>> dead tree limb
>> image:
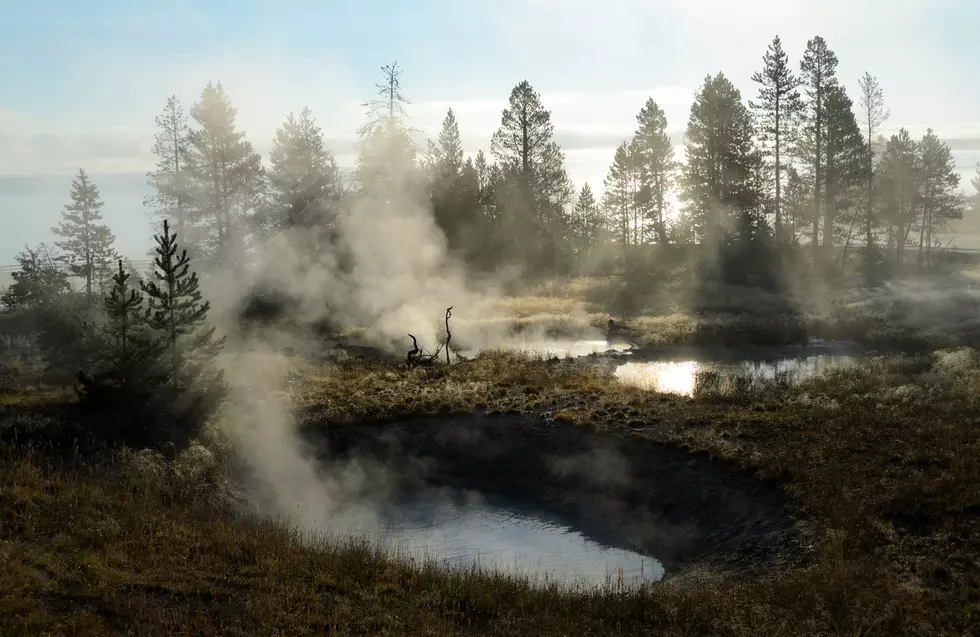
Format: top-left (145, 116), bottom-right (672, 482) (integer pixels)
top-left (444, 306), bottom-right (453, 365)
top-left (406, 333), bottom-right (441, 368)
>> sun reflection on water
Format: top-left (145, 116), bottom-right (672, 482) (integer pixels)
top-left (614, 355), bottom-right (855, 397)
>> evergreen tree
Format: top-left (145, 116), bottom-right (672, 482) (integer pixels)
top-left (822, 85), bottom-right (867, 261)
top-left (782, 165), bottom-right (812, 244)
top-left (473, 150), bottom-right (504, 269)
top-left (52, 169), bottom-right (118, 303)
top-left (681, 73), bottom-right (767, 285)
top-left (79, 261), bottom-right (164, 405)
top-left (430, 108), bottom-right (480, 255)
top-left (490, 80), bottom-right (574, 270)
top-left (185, 82), bottom-right (264, 268)
top-left (573, 183), bottom-right (605, 259)
top-left (857, 73), bottom-right (890, 281)
top-left (264, 107), bottom-right (341, 246)
top-left (799, 36), bottom-right (840, 258)
top-left (916, 130), bottom-right (963, 268)
top-left (751, 36), bottom-right (802, 240)
top-left (633, 99), bottom-right (675, 246)
top-left (146, 96), bottom-right (193, 250)
top-left (141, 220), bottom-right (225, 396)
top-left (356, 63), bottom-right (421, 201)
top-left (1, 243), bottom-right (71, 311)
top-left (360, 61), bottom-right (411, 135)
top-left (879, 129), bottom-right (920, 265)
top-left (602, 141), bottom-right (643, 247)
top-left (681, 73), bottom-right (763, 245)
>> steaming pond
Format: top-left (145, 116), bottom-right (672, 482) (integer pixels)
top-left (320, 487), bottom-right (664, 588)
top-left (614, 354), bottom-right (857, 396)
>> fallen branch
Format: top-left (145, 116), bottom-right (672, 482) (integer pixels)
top-left (406, 333), bottom-right (442, 368)
top-left (444, 306), bottom-right (453, 365)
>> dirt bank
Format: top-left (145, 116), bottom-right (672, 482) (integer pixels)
top-left (304, 413), bottom-right (810, 576)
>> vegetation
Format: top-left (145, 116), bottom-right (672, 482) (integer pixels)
top-left (2, 26), bottom-right (980, 637)
top-left (3, 345), bottom-right (980, 635)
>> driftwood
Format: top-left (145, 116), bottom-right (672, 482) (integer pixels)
top-left (444, 306), bottom-right (453, 364)
top-left (405, 305), bottom-right (457, 369)
top-left (406, 333), bottom-right (442, 368)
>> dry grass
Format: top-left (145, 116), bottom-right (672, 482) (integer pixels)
top-left (0, 435), bottom-right (928, 636)
top-left (2, 338), bottom-right (980, 633)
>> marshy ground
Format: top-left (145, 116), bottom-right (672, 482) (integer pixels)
top-left (3, 272), bottom-right (980, 635)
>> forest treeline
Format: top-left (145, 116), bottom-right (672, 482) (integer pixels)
top-left (6, 35), bottom-right (980, 300)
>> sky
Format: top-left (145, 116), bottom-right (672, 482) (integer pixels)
top-left (1, 0), bottom-right (979, 262)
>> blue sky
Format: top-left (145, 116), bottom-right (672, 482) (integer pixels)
top-left (1, 0), bottom-right (978, 260)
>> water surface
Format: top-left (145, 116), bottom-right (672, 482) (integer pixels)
top-left (615, 354), bottom-right (856, 396)
top-left (319, 488), bottom-right (663, 588)
top-left (465, 338), bottom-right (634, 359)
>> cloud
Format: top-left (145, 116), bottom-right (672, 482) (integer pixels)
top-left (2, 0), bottom-right (977, 193)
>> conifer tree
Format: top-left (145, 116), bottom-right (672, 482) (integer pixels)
top-left (681, 73), bottom-right (762, 246)
top-left (356, 62), bottom-right (421, 201)
top-left (430, 108), bottom-right (481, 254)
top-left (185, 82), bottom-right (264, 267)
top-left (858, 73), bottom-right (890, 280)
top-left (52, 169), bottom-right (118, 303)
top-left (799, 36), bottom-right (840, 257)
top-left (491, 80), bottom-right (573, 270)
top-left (573, 183), bottom-right (605, 258)
top-left (751, 36), bottom-right (802, 240)
top-left (80, 260), bottom-right (164, 401)
top-left (822, 85), bottom-right (867, 260)
top-left (681, 73), bottom-right (768, 285)
top-left (879, 129), bottom-right (920, 265)
top-left (602, 141), bottom-right (643, 247)
top-left (916, 130), bottom-right (963, 268)
top-left (146, 96), bottom-right (193, 249)
top-left (633, 99), bottom-right (675, 246)
top-left (1, 243), bottom-right (71, 311)
top-left (264, 107), bottom-right (341, 244)
top-left (141, 220), bottom-right (225, 393)
top-left (473, 150), bottom-right (504, 269)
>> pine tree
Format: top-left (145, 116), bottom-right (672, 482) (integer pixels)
top-left (680, 73), bottom-right (763, 246)
top-left (916, 130), bottom-right (963, 268)
top-left (823, 85), bottom-right (867, 261)
top-left (573, 183), bottom-right (605, 258)
top-left (356, 63), bottom-right (421, 201)
top-left (782, 165), bottom-right (811, 244)
top-left (185, 82), bottom-right (264, 267)
top-left (602, 141), bottom-right (642, 247)
top-left (80, 260), bottom-right (164, 400)
top-left (751, 36), bottom-right (803, 240)
top-left (52, 169), bottom-right (118, 303)
top-left (473, 150), bottom-right (504, 269)
top-left (879, 129), bottom-right (920, 266)
top-left (857, 73), bottom-right (890, 280)
top-left (360, 61), bottom-right (411, 136)
top-left (490, 80), bottom-right (573, 270)
top-left (799, 36), bottom-right (840, 258)
top-left (264, 107), bottom-right (341, 245)
top-left (633, 99), bottom-right (675, 246)
top-left (430, 108), bottom-right (479, 253)
top-left (141, 220), bottom-right (225, 394)
top-left (1, 243), bottom-right (71, 311)
top-left (146, 96), bottom-right (193, 250)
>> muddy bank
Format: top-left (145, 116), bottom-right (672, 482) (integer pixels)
top-left (303, 413), bottom-right (809, 576)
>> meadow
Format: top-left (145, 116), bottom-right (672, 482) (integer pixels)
top-left (2, 267), bottom-right (980, 636)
